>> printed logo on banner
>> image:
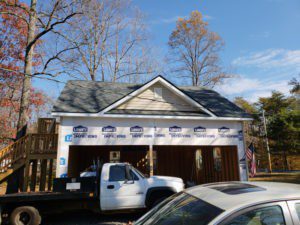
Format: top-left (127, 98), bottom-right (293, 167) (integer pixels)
top-left (73, 125), bottom-right (88, 132)
top-left (194, 126), bottom-right (215, 138)
top-left (72, 125), bottom-right (97, 139)
top-left (218, 126), bottom-right (239, 139)
top-left (169, 126), bottom-right (190, 138)
top-left (102, 125), bottom-right (117, 132)
top-left (169, 126), bottom-right (182, 132)
top-left (194, 126), bottom-right (206, 133)
top-left (218, 126), bottom-right (230, 133)
top-left (130, 125), bottom-right (143, 132)
top-left (65, 134), bottom-right (72, 142)
top-left (102, 126), bottom-right (125, 139)
top-left (130, 126), bottom-right (152, 138)
top-left (238, 130), bottom-right (243, 141)
top-left (60, 157), bottom-right (66, 166)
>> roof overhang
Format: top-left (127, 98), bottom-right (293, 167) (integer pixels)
top-left (51, 112), bottom-right (253, 121)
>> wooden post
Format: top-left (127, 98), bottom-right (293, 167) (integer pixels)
top-left (39, 159), bottom-right (47, 191)
top-left (262, 110), bottom-right (272, 173)
top-left (22, 135), bottom-right (32, 192)
top-left (149, 145), bottom-right (154, 176)
top-left (22, 161), bottom-right (30, 192)
top-left (30, 160), bottom-right (37, 192)
top-left (47, 159), bottom-right (53, 191)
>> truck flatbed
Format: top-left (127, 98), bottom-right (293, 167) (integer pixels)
top-left (0, 191), bottom-right (93, 204)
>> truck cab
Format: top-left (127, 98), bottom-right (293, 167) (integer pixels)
top-left (100, 163), bottom-right (185, 210)
top-left (0, 163), bottom-right (184, 225)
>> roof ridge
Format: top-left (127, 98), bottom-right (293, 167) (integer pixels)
top-left (68, 80), bottom-right (142, 86)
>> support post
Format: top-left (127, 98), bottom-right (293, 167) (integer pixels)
top-left (149, 145), bottom-right (154, 177)
top-left (242, 122), bottom-right (250, 181)
top-left (22, 160), bottom-right (30, 192)
top-left (262, 110), bottom-right (272, 173)
top-left (30, 160), bottom-right (37, 191)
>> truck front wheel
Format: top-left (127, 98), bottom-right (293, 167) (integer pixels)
top-left (10, 206), bottom-right (41, 225)
top-left (148, 191), bottom-right (174, 209)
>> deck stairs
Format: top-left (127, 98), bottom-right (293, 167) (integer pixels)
top-left (0, 118), bottom-right (58, 193)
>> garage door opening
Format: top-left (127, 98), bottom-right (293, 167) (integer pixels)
top-left (154, 146), bottom-right (240, 184)
top-left (68, 145), bottom-right (149, 177)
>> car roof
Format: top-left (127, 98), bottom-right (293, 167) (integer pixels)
top-left (185, 182), bottom-right (300, 210)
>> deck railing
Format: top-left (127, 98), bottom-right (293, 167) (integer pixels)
top-left (0, 134), bottom-right (58, 174)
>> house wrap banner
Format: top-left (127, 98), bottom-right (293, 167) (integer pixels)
top-left (57, 117), bottom-right (246, 180)
top-left (60, 118), bottom-right (243, 146)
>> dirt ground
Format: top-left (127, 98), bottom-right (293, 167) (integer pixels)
top-left (42, 212), bottom-right (143, 225)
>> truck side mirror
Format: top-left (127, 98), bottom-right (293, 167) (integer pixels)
top-left (125, 165), bottom-right (134, 184)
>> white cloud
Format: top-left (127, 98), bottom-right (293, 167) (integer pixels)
top-left (216, 76), bottom-right (291, 102)
top-left (151, 14), bottom-right (213, 25)
top-left (161, 16), bottom-right (183, 24)
top-left (232, 49), bottom-right (300, 70)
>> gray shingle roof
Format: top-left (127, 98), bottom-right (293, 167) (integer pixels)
top-left (52, 79), bottom-right (252, 118)
top-left (107, 109), bottom-right (210, 117)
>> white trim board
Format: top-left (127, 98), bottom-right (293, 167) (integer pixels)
top-left (51, 112), bottom-right (252, 121)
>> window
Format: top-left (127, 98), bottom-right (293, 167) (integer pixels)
top-left (109, 165), bottom-right (139, 181)
top-left (213, 147), bottom-right (222, 172)
top-left (295, 203), bottom-right (300, 220)
top-left (130, 169), bottom-right (139, 181)
top-left (109, 165), bottom-right (126, 181)
top-left (224, 205), bottom-right (285, 225)
top-left (154, 88), bottom-right (163, 100)
top-left (195, 149), bottom-right (203, 170)
top-left (135, 193), bottom-right (224, 225)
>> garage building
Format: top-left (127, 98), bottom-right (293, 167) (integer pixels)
top-left (52, 76), bottom-right (252, 184)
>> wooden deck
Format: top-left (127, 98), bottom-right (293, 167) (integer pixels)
top-left (0, 118), bottom-right (58, 194)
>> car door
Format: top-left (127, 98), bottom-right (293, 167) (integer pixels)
top-left (101, 164), bottom-right (146, 210)
top-left (217, 201), bottom-right (294, 225)
top-left (287, 200), bottom-right (300, 225)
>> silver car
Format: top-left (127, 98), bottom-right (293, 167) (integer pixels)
top-left (135, 182), bottom-right (300, 225)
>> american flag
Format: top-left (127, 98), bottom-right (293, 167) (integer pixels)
top-left (246, 143), bottom-right (256, 177)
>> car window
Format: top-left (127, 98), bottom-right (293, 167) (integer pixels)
top-left (224, 205), bottom-right (285, 225)
top-left (135, 192), bottom-right (224, 225)
top-left (295, 203), bottom-right (300, 220)
top-left (109, 165), bottom-right (126, 181)
top-left (130, 169), bottom-right (139, 181)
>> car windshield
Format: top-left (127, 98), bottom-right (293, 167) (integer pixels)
top-left (135, 192), bottom-right (224, 225)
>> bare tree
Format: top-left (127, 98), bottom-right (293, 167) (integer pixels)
top-left (0, 0), bottom-right (81, 132)
top-left (168, 11), bottom-right (230, 87)
top-left (60, 0), bottom-right (155, 82)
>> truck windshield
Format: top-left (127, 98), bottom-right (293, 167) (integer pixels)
top-left (134, 192), bottom-right (224, 225)
top-left (132, 167), bottom-right (146, 179)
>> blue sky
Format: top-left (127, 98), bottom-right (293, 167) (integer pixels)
top-left (34, 0), bottom-right (300, 102)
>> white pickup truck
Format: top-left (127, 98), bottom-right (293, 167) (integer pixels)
top-left (0, 163), bottom-right (184, 225)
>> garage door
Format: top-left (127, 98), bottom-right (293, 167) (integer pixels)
top-left (154, 146), bottom-right (240, 184)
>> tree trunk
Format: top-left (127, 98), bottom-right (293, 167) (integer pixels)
top-left (17, 0), bottom-right (37, 132)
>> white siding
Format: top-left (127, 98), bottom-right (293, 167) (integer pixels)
top-left (117, 83), bottom-right (198, 111)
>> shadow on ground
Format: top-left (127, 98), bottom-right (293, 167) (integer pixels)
top-left (43, 211), bottom-right (143, 225)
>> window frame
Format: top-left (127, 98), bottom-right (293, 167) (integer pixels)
top-left (216, 201), bottom-right (293, 225)
top-left (108, 165), bottom-right (126, 182)
top-left (287, 200), bottom-right (300, 225)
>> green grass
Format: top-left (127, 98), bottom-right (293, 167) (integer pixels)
top-left (250, 172), bottom-right (300, 184)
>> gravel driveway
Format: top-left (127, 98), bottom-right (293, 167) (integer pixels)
top-left (43, 212), bottom-right (143, 225)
